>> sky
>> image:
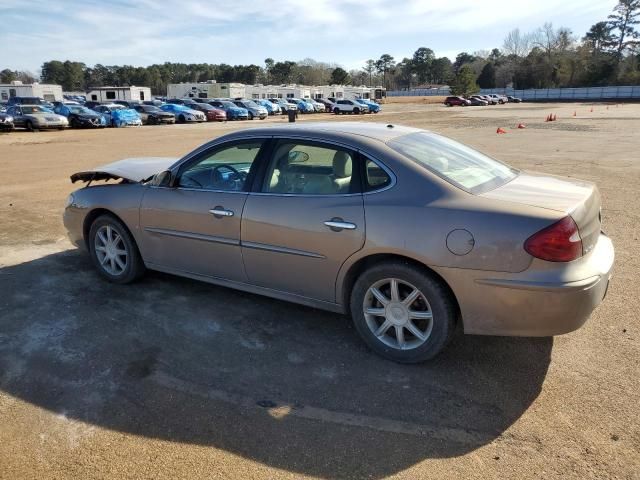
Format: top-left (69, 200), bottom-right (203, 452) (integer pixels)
top-left (0, 0), bottom-right (618, 74)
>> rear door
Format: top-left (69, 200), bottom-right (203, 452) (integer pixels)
top-left (241, 138), bottom-right (365, 303)
top-left (139, 139), bottom-right (268, 282)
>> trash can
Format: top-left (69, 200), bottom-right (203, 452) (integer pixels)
top-left (288, 109), bottom-right (296, 123)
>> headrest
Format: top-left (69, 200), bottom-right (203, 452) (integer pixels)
top-left (333, 151), bottom-right (352, 178)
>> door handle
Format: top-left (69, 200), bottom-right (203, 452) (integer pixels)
top-left (209, 208), bottom-right (234, 217)
top-left (324, 219), bottom-right (356, 231)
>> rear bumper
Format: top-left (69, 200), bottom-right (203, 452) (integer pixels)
top-left (434, 233), bottom-right (614, 336)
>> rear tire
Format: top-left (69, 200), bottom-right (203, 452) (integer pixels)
top-left (89, 214), bottom-right (145, 284)
top-left (350, 261), bottom-right (456, 363)
top-left (25, 120), bottom-right (36, 132)
top-left (178, 115), bottom-right (185, 124)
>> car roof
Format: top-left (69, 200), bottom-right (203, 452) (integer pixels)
top-left (218, 122), bottom-right (422, 143)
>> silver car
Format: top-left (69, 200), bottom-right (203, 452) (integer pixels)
top-left (6, 104), bottom-right (68, 131)
top-left (64, 123), bottom-right (614, 363)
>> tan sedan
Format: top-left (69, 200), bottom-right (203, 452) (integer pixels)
top-left (63, 123), bottom-right (614, 362)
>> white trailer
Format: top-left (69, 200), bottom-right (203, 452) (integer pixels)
top-left (0, 81), bottom-right (63, 102)
top-left (86, 86), bottom-right (151, 103)
top-left (166, 82), bottom-right (246, 99)
top-left (315, 85), bottom-right (344, 99)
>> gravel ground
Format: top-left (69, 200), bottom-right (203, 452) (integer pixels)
top-left (0, 102), bottom-right (638, 479)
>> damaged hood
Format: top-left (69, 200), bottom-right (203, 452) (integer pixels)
top-left (71, 157), bottom-right (178, 183)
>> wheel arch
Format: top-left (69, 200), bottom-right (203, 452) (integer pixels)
top-left (82, 208), bottom-right (136, 251)
top-left (338, 253), bottom-right (461, 325)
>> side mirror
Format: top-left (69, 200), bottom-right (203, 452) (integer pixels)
top-left (154, 170), bottom-right (175, 187)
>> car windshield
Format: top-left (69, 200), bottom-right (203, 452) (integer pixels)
top-left (21, 106), bottom-right (48, 114)
top-left (388, 132), bottom-right (518, 194)
top-left (69, 106), bottom-right (94, 114)
top-left (220, 101), bottom-right (235, 108)
top-left (144, 106), bottom-right (161, 112)
top-left (243, 100), bottom-right (258, 107)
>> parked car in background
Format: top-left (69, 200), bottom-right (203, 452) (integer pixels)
top-left (159, 103), bottom-right (206, 123)
top-left (314, 98), bottom-right (335, 111)
top-left (52, 100), bottom-right (80, 110)
top-left (84, 101), bottom-right (102, 110)
top-left (507, 96), bottom-right (523, 103)
top-left (167, 98), bottom-right (199, 107)
top-left (333, 99), bottom-right (368, 114)
top-left (0, 112), bottom-right (14, 131)
top-left (444, 96), bottom-right (471, 107)
top-left (189, 103), bottom-right (227, 122)
top-left (487, 94), bottom-right (507, 104)
top-left (209, 100), bottom-right (249, 120)
top-left (92, 104), bottom-right (126, 126)
top-left (65, 122), bottom-right (614, 363)
top-left (6, 104), bottom-right (68, 131)
top-left (0, 102), bottom-right (7, 113)
top-left (55, 104), bottom-right (107, 128)
top-left (254, 98), bottom-right (280, 115)
top-left (142, 100), bottom-right (164, 107)
top-left (114, 100), bottom-right (142, 109)
top-left (304, 98), bottom-right (326, 112)
top-left (269, 98), bottom-right (297, 113)
top-left (232, 99), bottom-right (268, 120)
top-left (7, 96), bottom-right (53, 110)
top-left (468, 97), bottom-right (489, 106)
top-left (287, 98), bottom-right (315, 114)
top-left (470, 95), bottom-right (494, 105)
top-left (355, 98), bottom-right (381, 113)
top-left (133, 105), bottom-right (176, 125)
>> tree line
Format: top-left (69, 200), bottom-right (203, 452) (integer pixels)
top-left (0, 0), bottom-right (637, 95)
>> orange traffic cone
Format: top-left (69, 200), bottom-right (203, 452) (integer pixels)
top-left (590, 107), bottom-right (594, 113)
top-left (552, 114), bottom-right (557, 121)
top-left (573, 111), bottom-right (576, 117)
top-left (496, 127), bottom-right (507, 134)
top-left (545, 114), bottom-right (551, 122)
top-left (517, 123), bottom-right (526, 129)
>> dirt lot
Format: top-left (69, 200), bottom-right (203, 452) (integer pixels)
top-left (0, 102), bottom-right (638, 479)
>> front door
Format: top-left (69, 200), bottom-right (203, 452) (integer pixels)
top-left (241, 139), bottom-right (365, 303)
top-left (139, 140), bottom-right (266, 282)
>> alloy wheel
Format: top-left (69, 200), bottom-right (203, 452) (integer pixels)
top-left (94, 224), bottom-right (129, 276)
top-left (363, 278), bottom-right (433, 350)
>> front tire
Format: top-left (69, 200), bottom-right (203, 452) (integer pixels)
top-left (89, 214), bottom-right (145, 284)
top-left (25, 120), bottom-right (36, 132)
top-left (350, 261), bottom-right (456, 363)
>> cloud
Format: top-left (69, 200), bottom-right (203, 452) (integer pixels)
top-left (0, 0), bottom-right (618, 73)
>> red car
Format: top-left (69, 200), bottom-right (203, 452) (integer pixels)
top-left (444, 96), bottom-right (471, 107)
top-left (190, 103), bottom-right (227, 121)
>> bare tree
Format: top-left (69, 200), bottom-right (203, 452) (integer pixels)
top-left (503, 28), bottom-right (533, 57)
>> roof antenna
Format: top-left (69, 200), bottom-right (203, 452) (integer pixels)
top-left (386, 124), bottom-right (394, 128)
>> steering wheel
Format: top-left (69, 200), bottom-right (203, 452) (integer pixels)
top-left (211, 163), bottom-right (246, 190)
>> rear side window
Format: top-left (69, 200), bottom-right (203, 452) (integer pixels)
top-left (363, 159), bottom-right (391, 191)
top-left (388, 132), bottom-right (517, 194)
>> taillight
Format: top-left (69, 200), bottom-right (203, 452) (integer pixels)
top-left (524, 216), bottom-right (583, 262)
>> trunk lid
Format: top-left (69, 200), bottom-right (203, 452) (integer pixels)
top-left (482, 171), bottom-right (601, 255)
top-left (71, 157), bottom-right (178, 183)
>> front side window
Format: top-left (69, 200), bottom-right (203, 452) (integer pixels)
top-left (262, 142), bottom-right (357, 195)
top-left (178, 142), bottom-right (263, 191)
top-left (388, 132), bottom-right (517, 194)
